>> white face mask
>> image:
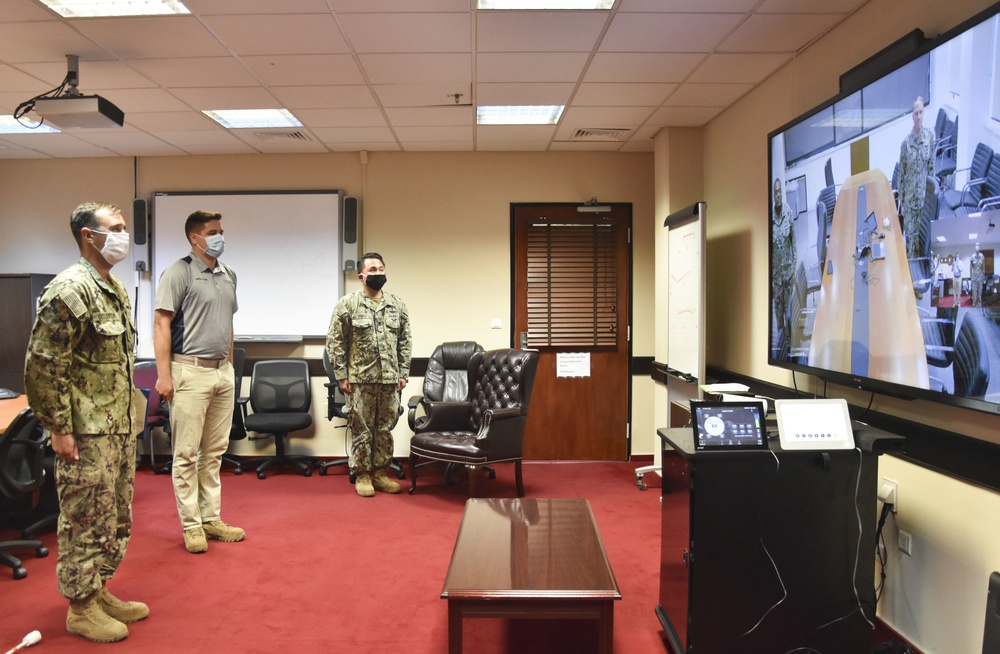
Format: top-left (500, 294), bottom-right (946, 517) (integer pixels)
top-left (91, 230), bottom-right (130, 265)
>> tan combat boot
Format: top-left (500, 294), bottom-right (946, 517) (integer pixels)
top-left (97, 585), bottom-right (149, 623)
top-left (355, 473), bottom-right (375, 497)
top-left (67, 591), bottom-right (129, 643)
top-left (372, 469), bottom-right (401, 494)
top-left (202, 520), bottom-right (246, 542)
top-left (184, 526), bottom-right (208, 553)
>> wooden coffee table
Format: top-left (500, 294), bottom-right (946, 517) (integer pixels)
top-left (441, 498), bottom-right (621, 654)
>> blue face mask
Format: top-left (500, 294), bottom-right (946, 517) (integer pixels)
top-left (199, 233), bottom-right (225, 258)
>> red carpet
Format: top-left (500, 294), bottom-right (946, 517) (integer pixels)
top-left (1, 460), bottom-right (668, 653)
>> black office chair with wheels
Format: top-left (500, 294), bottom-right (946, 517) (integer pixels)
top-left (407, 341), bottom-right (486, 484)
top-left (133, 360), bottom-right (172, 473)
top-left (0, 408), bottom-right (51, 580)
top-left (242, 359), bottom-right (317, 479)
top-left (316, 348), bottom-right (405, 481)
top-left (222, 348), bottom-right (248, 474)
top-left (953, 310), bottom-right (991, 397)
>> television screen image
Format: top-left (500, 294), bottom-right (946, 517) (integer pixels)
top-left (768, 3), bottom-right (1000, 414)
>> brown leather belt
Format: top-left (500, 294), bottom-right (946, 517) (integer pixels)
top-left (171, 354), bottom-right (226, 369)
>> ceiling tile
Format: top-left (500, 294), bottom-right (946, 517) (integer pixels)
top-left (759, 0), bottom-right (866, 13)
top-left (686, 52), bottom-right (791, 83)
top-left (126, 58), bottom-right (258, 88)
top-left (478, 52), bottom-right (590, 83)
top-left (293, 107), bottom-right (388, 127)
top-left (338, 13), bottom-right (471, 53)
top-left (373, 84), bottom-right (472, 108)
top-left (477, 12), bottom-right (608, 52)
top-left (477, 124), bottom-right (556, 142)
top-left (359, 53), bottom-right (470, 84)
top-left (0, 65), bottom-right (53, 94)
top-left (72, 17), bottom-right (231, 60)
top-left (328, 0), bottom-right (468, 12)
top-left (646, 105), bottom-right (725, 126)
top-left (585, 53), bottom-right (705, 83)
top-left (311, 126), bottom-right (397, 142)
top-left (384, 106), bottom-right (473, 126)
top-left (617, 0), bottom-right (759, 13)
top-left (73, 131), bottom-right (189, 156)
top-left (241, 55), bottom-right (366, 86)
top-left (0, 21), bottom-right (113, 64)
top-left (718, 13), bottom-right (844, 53)
top-left (123, 112), bottom-right (218, 131)
top-left (573, 83), bottom-right (675, 107)
top-left (5, 0), bottom-right (61, 21)
top-left (184, 0), bottom-right (333, 14)
top-left (271, 85), bottom-right (378, 109)
top-left (109, 88), bottom-right (193, 112)
top-left (394, 125), bottom-right (473, 141)
top-left (0, 133), bottom-right (116, 157)
top-left (477, 82), bottom-right (575, 106)
top-left (665, 82), bottom-right (754, 107)
top-left (601, 13), bottom-right (744, 53)
top-left (168, 87), bottom-right (280, 110)
top-left (200, 14), bottom-right (349, 55)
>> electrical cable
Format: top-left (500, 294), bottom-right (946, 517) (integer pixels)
top-left (12, 72), bottom-right (75, 128)
top-left (729, 450), bottom-right (787, 649)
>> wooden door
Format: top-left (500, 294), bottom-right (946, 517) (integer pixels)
top-left (513, 204), bottom-right (631, 460)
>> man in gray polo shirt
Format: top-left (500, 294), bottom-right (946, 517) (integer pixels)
top-left (154, 210), bottom-right (244, 554)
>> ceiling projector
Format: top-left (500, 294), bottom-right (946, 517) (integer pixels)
top-left (32, 94), bottom-right (124, 129)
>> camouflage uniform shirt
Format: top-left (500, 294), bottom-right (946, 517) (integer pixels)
top-left (327, 290), bottom-right (411, 384)
top-left (24, 258), bottom-right (136, 436)
top-left (898, 127), bottom-right (936, 258)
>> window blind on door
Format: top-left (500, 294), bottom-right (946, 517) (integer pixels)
top-left (526, 220), bottom-right (618, 347)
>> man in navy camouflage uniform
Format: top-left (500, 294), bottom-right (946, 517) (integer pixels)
top-left (328, 252), bottom-right (411, 497)
top-left (898, 96), bottom-right (936, 259)
top-left (24, 202), bottom-right (149, 643)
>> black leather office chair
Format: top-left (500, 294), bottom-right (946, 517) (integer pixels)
top-left (816, 184), bottom-right (838, 271)
top-left (242, 359), bottom-right (317, 479)
top-left (407, 341), bottom-right (486, 484)
top-left (133, 361), bottom-right (172, 474)
top-left (408, 348), bottom-right (539, 497)
top-left (223, 348), bottom-right (248, 474)
top-left (0, 408), bottom-right (51, 580)
top-left (316, 348), bottom-right (405, 482)
top-left (953, 310), bottom-right (991, 397)
top-left (941, 142), bottom-right (993, 215)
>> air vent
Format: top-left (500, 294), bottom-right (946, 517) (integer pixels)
top-left (253, 130), bottom-right (312, 142)
top-left (571, 128), bottom-right (631, 141)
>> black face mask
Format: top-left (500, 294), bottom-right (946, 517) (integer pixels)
top-left (364, 274), bottom-right (387, 291)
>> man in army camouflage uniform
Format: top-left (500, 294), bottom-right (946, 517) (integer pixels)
top-left (970, 242), bottom-right (986, 308)
top-left (771, 178), bottom-right (796, 348)
top-left (328, 252), bottom-right (412, 497)
top-left (24, 202), bottom-right (149, 643)
top-left (898, 96), bottom-right (936, 259)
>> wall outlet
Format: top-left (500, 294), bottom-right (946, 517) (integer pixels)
top-left (898, 529), bottom-right (913, 556)
top-left (878, 477), bottom-right (898, 513)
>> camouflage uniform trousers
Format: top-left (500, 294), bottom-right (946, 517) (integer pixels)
top-left (345, 383), bottom-right (399, 475)
top-left (55, 432), bottom-right (136, 600)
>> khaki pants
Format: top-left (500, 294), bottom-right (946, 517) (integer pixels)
top-left (55, 433), bottom-right (136, 600)
top-left (169, 361), bottom-right (234, 531)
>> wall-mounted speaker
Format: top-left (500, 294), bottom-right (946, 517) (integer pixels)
top-left (133, 198), bottom-right (149, 272)
top-left (343, 195), bottom-right (360, 272)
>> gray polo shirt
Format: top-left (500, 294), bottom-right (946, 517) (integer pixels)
top-left (155, 250), bottom-right (238, 359)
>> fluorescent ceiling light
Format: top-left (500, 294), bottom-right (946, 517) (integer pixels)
top-left (478, 0), bottom-right (614, 8)
top-left (38, 0), bottom-right (190, 17)
top-left (477, 105), bottom-right (564, 125)
top-left (0, 116), bottom-right (60, 134)
top-left (202, 109), bottom-right (303, 130)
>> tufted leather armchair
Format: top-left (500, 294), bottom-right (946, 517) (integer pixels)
top-left (408, 348), bottom-right (538, 497)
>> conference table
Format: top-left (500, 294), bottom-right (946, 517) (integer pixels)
top-left (0, 394), bottom-right (29, 434)
top-left (441, 497), bottom-right (621, 653)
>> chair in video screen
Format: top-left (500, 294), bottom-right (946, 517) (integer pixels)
top-left (242, 359), bottom-right (317, 479)
top-left (953, 310), bottom-right (991, 397)
top-left (941, 142), bottom-right (993, 216)
top-left (408, 348), bottom-right (538, 497)
top-left (408, 341), bottom-right (485, 485)
top-left (0, 408), bottom-right (51, 580)
top-left (957, 155), bottom-right (1000, 217)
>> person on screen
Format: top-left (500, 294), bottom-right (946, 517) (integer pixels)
top-left (24, 202), bottom-right (148, 642)
top-left (971, 242), bottom-right (986, 308)
top-left (898, 96), bottom-right (936, 259)
top-left (771, 178), bottom-right (796, 346)
top-left (327, 252), bottom-right (412, 497)
top-left (154, 210), bottom-right (245, 554)
top-left (952, 254), bottom-right (964, 308)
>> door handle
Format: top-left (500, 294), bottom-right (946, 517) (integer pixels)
top-left (519, 331), bottom-right (528, 348)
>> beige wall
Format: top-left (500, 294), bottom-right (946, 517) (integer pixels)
top-left (697, 0), bottom-right (1000, 651)
top-left (0, 149), bottom-right (657, 461)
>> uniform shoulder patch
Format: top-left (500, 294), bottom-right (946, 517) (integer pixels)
top-left (62, 289), bottom-right (88, 320)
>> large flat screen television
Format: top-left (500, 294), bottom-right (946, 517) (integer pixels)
top-left (768, 1), bottom-right (1000, 415)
